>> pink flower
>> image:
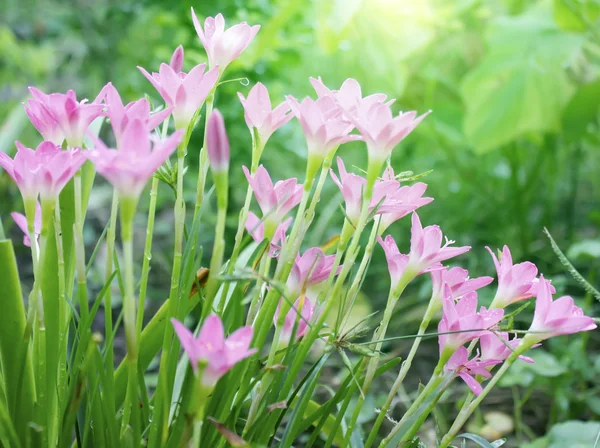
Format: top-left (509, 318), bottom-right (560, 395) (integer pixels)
top-left (287, 247), bottom-right (341, 299)
top-left (245, 211), bottom-right (291, 258)
top-left (138, 46), bottom-right (219, 129)
top-left (99, 82), bottom-right (172, 148)
top-left (376, 166), bottom-right (433, 233)
top-left (237, 82), bottom-right (292, 144)
top-left (309, 77), bottom-right (391, 118)
top-left (445, 347), bottom-right (501, 396)
top-left (479, 332), bottom-right (535, 364)
top-left (191, 9), bottom-right (260, 71)
top-left (24, 87), bottom-right (105, 147)
top-left (171, 315), bottom-right (256, 387)
top-left (286, 96), bottom-right (362, 158)
top-left (11, 202), bottom-right (41, 247)
top-left (347, 101), bottom-right (429, 164)
top-left (273, 296), bottom-right (314, 346)
top-left (86, 120), bottom-right (182, 198)
top-left (431, 267), bottom-right (493, 306)
top-left (243, 165), bottom-right (303, 224)
top-left (486, 245), bottom-right (554, 308)
top-left (407, 213), bottom-right (470, 274)
top-left (206, 109), bottom-right (230, 172)
top-left (330, 157), bottom-right (399, 225)
top-left (0, 141), bottom-right (85, 201)
top-left (528, 276), bottom-right (596, 341)
top-left (438, 287), bottom-right (504, 353)
top-left (378, 235), bottom-right (411, 289)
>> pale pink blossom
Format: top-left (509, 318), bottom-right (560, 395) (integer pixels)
top-left (287, 247), bottom-right (340, 298)
top-left (438, 287), bottom-right (504, 353)
top-left (378, 235), bottom-right (411, 289)
top-left (486, 245), bottom-right (554, 308)
top-left (24, 87), bottom-right (104, 147)
top-left (0, 141), bottom-right (85, 201)
top-left (237, 82), bottom-right (292, 144)
top-left (11, 202), bottom-right (41, 247)
top-left (431, 267), bottom-right (493, 306)
top-left (245, 212), bottom-right (291, 258)
top-left (479, 332), bottom-right (535, 364)
top-left (138, 46), bottom-right (219, 129)
top-left (86, 120), bottom-right (182, 198)
top-left (347, 101), bottom-right (429, 164)
top-left (309, 77), bottom-right (391, 118)
top-left (99, 82), bottom-right (172, 148)
top-left (528, 276), bottom-right (596, 341)
top-left (243, 165), bottom-right (303, 224)
top-left (445, 347), bottom-right (501, 396)
top-left (274, 296), bottom-right (314, 345)
top-left (172, 315), bottom-right (256, 387)
top-left (330, 157), bottom-right (398, 225)
top-left (286, 96), bottom-right (362, 158)
top-left (206, 109), bottom-right (230, 172)
top-left (407, 213), bottom-right (470, 274)
top-left (191, 9), bottom-right (260, 71)
top-left (376, 166), bottom-right (433, 233)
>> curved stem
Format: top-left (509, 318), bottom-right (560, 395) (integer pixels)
top-left (438, 353), bottom-right (518, 448)
top-left (335, 221), bottom-right (379, 334)
top-left (137, 178), bottom-right (159, 334)
top-left (247, 254), bottom-right (272, 325)
top-left (365, 298), bottom-right (436, 448)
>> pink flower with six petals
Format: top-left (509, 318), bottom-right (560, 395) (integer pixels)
top-left (0, 141), bottom-right (85, 201)
top-left (243, 165), bottom-right (303, 228)
top-left (527, 275), bottom-right (596, 341)
top-left (86, 120), bottom-right (182, 198)
top-left (445, 347), bottom-right (501, 396)
top-left (273, 296), bottom-right (314, 346)
top-left (191, 9), bottom-right (260, 71)
top-left (486, 245), bottom-right (554, 308)
top-left (287, 247), bottom-right (341, 299)
top-left (24, 87), bottom-right (105, 147)
top-left (237, 82), bottom-right (293, 145)
top-left (171, 315), bottom-right (256, 387)
top-left (286, 96), bottom-right (362, 158)
top-left (138, 46), bottom-right (219, 129)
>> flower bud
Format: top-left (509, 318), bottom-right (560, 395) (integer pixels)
top-left (207, 109), bottom-right (230, 172)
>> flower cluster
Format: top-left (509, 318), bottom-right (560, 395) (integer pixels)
top-left (0, 7), bottom-right (595, 448)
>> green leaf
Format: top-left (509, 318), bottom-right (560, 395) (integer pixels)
top-left (462, 9), bottom-right (583, 153)
top-left (457, 433), bottom-right (505, 448)
top-left (545, 420), bottom-right (600, 447)
top-left (553, 0), bottom-right (600, 32)
top-left (561, 78), bottom-right (600, 141)
top-left (568, 239), bottom-right (600, 260)
top-left (525, 350), bottom-right (568, 377)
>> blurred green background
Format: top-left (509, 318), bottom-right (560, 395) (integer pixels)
top-left (1, 0), bottom-right (600, 445)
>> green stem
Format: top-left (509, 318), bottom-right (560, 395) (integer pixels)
top-left (203, 170), bottom-right (229, 315)
top-left (365, 298), bottom-right (436, 448)
top-left (104, 189), bottom-right (119, 387)
top-left (218, 140), bottom-right (263, 314)
top-left (335, 221), bottom-right (379, 334)
top-left (148, 139), bottom-right (187, 446)
top-left (342, 274), bottom-right (413, 446)
top-left (438, 352), bottom-right (519, 448)
top-left (194, 93), bottom-right (214, 221)
top-left (137, 178), bottom-right (158, 334)
top-left (379, 370), bottom-right (447, 447)
top-left (246, 254), bottom-right (272, 325)
top-left (74, 172), bottom-right (88, 323)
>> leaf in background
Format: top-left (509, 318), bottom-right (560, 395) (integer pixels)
top-left (544, 420), bottom-right (600, 447)
top-left (553, 0), bottom-right (600, 32)
top-left (567, 238), bottom-right (600, 260)
top-left (457, 433), bottom-right (506, 448)
top-left (561, 78), bottom-right (600, 142)
top-left (461, 8), bottom-right (583, 153)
